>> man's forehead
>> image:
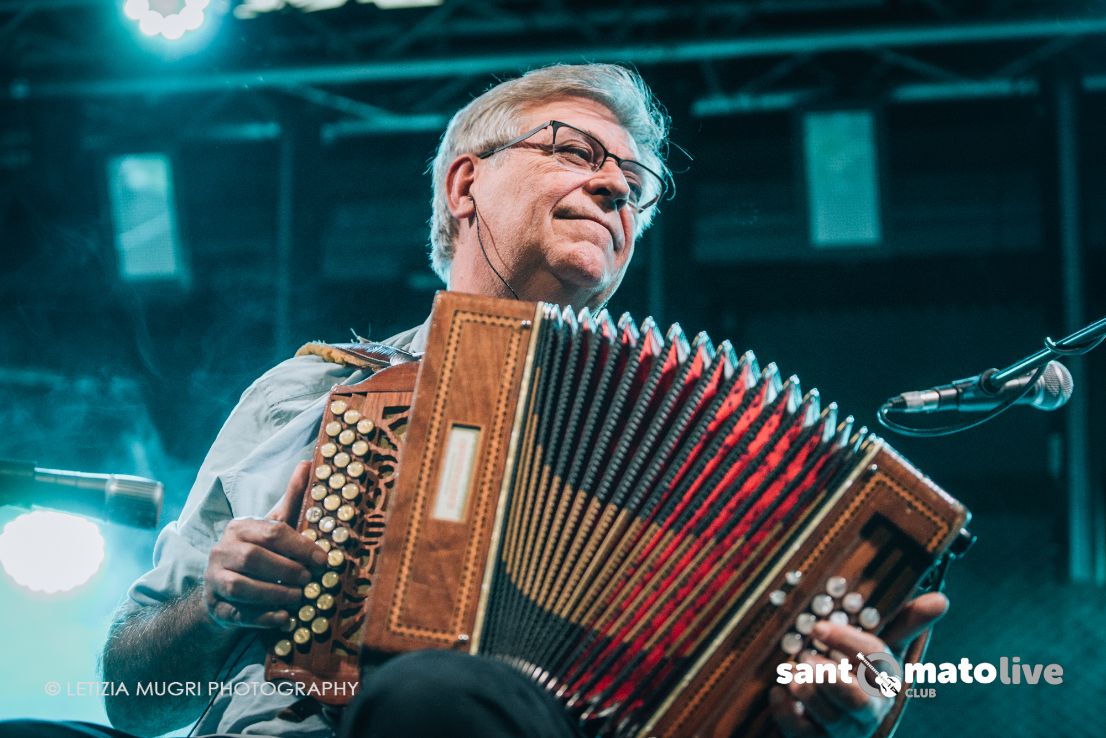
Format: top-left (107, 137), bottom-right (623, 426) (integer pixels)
top-left (518, 97), bottom-right (639, 157)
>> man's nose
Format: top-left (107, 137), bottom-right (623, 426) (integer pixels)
top-left (583, 158), bottom-right (631, 207)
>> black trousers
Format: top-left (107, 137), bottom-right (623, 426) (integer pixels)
top-left (0, 651), bottom-right (582, 738)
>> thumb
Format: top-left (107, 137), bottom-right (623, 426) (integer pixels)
top-left (266, 460), bottom-right (311, 524)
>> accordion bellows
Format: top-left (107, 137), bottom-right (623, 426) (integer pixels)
top-left (266, 292), bottom-right (970, 738)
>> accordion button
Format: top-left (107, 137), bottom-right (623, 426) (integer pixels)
top-left (320, 443), bottom-right (337, 458)
top-left (293, 627), bottom-right (311, 645)
top-left (328, 473), bottom-right (347, 490)
top-left (341, 484), bottom-right (360, 501)
top-left (330, 400), bottom-right (349, 416)
top-left (781, 633), bottom-right (804, 655)
top-left (311, 617), bottom-right (330, 635)
top-left (346, 461), bottom-right (365, 478)
top-left (305, 507), bottom-right (323, 524)
top-left (273, 639), bottom-right (293, 657)
top-left (338, 430), bottom-right (356, 446)
top-left (331, 527), bottom-right (350, 545)
top-left (327, 549), bottom-right (346, 568)
top-left (325, 422), bottom-right (342, 437)
top-left (316, 539), bottom-right (332, 552)
top-left (826, 576), bottom-right (847, 598)
top-left (337, 505), bottom-right (356, 522)
top-left (298, 605), bottom-right (317, 622)
top-left (830, 611), bottom-right (849, 625)
top-left (316, 593), bottom-right (335, 612)
top-left (323, 494), bottom-right (342, 512)
top-left (315, 465), bottom-right (332, 480)
top-left (321, 571), bottom-right (340, 589)
top-left (785, 570), bottom-right (803, 586)
top-left (333, 452), bottom-right (350, 468)
top-left (281, 616), bottom-right (296, 632)
top-left (303, 582), bottom-right (321, 600)
top-left (319, 516), bottom-right (336, 533)
top-left (843, 592), bottom-right (864, 613)
top-left (357, 419), bottom-right (375, 435)
top-left (811, 595), bottom-right (834, 617)
top-left (302, 529), bottom-right (318, 542)
top-left (351, 440), bottom-right (370, 457)
top-left (310, 484), bottom-right (328, 501)
top-left (795, 613), bottom-right (816, 635)
top-left (343, 409), bottom-right (362, 424)
top-left (769, 590), bottom-right (786, 607)
top-left (859, 607), bottom-right (880, 630)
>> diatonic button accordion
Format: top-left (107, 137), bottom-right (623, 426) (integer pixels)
top-left (266, 291), bottom-right (971, 738)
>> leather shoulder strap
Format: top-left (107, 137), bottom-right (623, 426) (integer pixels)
top-left (294, 341), bottom-right (419, 371)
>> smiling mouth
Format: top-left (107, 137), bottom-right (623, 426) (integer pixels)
top-left (559, 214), bottom-right (618, 250)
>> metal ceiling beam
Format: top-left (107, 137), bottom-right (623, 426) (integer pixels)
top-left (9, 14), bottom-right (1106, 100)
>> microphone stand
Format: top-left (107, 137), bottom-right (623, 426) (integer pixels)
top-left (879, 314), bottom-right (1106, 438)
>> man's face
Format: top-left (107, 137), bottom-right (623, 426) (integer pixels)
top-left (466, 97), bottom-right (643, 309)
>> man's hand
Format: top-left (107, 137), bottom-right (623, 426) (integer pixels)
top-left (203, 460), bottom-right (327, 629)
top-left (770, 592), bottom-right (949, 738)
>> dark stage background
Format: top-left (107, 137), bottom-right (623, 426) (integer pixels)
top-left (1, 1), bottom-right (1104, 735)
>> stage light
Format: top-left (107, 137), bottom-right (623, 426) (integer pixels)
top-left (124, 0), bottom-right (208, 41)
top-left (106, 153), bottom-right (190, 286)
top-left (0, 511), bottom-right (105, 594)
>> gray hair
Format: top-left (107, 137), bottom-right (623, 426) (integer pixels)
top-left (428, 63), bottom-right (671, 283)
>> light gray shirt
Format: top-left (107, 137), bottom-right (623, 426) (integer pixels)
top-left (114, 319), bottom-right (430, 737)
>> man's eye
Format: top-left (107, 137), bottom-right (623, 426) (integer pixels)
top-left (556, 141), bottom-right (595, 165)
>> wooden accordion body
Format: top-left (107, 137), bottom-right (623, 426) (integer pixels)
top-left (266, 292), bottom-right (971, 738)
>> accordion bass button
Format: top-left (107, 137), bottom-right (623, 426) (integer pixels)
top-left (795, 613), bottom-right (816, 635)
top-left (311, 617), bottom-right (329, 636)
top-left (320, 443), bottom-right (338, 458)
top-left (781, 632), bottom-right (804, 655)
top-left (357, 419), bottom-right (374, 435)
top-left (341, 483), bottom-right (359, 501)
top-left (327, 549), bottom-right (346, 568)
top-left (826, 576), bottom-right (847, 598)
top-left (811, 595), bottom-right (834, 617)
top-left (331, 527), bottom-right (350, 544)
top-left (325, 422), bottom-right (342, 437)
top-left (316, 593), bottom-right (335, 612)
top-left (293, 627), bottom-right (311, 645)
top-left (829, 611), bottom-right (849, 625)
top-left (323, 494), bottom-right (342, 511)
top-left (785, 570), bottom-right (803, 586)
top-left (351, 440), bottom-right (369, 457)
top-left (298, 605), bottom-right (317, 622)
top-left (315, 465), bottom-right (333, 481)
top-left (310, 484), bottom-right (328, 501)
top-left (333, 452), bottom-right (350, 468)
top-left (343, 409), bottom-right (362, 424)
top-left (302, 529), bottom-right (318, 542)
top-left (336, 505), bottom-right (356, 522)
top-left (843, 592), bottom-right (864, 613)
top-left (346, 461), bottom-right (365, 478)
top-left (273, 639), bottom-right (293, 657)
top-left (330, 400), bottom-right (349, 416)
top-left (769, 590), bottom-right (787, 607)
top-left (321, 571), bottom-right (340, 589)
top-left (316, 539), bottom-right (333, 552)
top-left (303, 582), bottom-right (322, 600)
top-left (328, 473), bottom-right (347, 490)
top-left (318, 516), bottom-right (337, 533)
top-left (338, 430), bottom-right (356, 446)
top-left (305, 507), bottom-right (324, 524)
top-left (859, 607), bottom-right (880, 630)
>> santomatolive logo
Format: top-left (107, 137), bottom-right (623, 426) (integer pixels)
top-left (776, 653), bottom-right (1065, 700)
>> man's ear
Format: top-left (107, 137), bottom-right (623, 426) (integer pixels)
top-left (445, 154), bottom-right (477, 220)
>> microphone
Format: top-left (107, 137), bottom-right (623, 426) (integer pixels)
top-left (0, 460), bottom-right (163, 528)
top-left (886, 361), bottom-right (1073, 414)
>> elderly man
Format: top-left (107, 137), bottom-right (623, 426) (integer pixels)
top-left (1, 63), bottom-right (945, 738)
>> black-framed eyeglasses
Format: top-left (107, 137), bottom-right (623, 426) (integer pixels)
top-left (476, 120), bottom-right (669, 212)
